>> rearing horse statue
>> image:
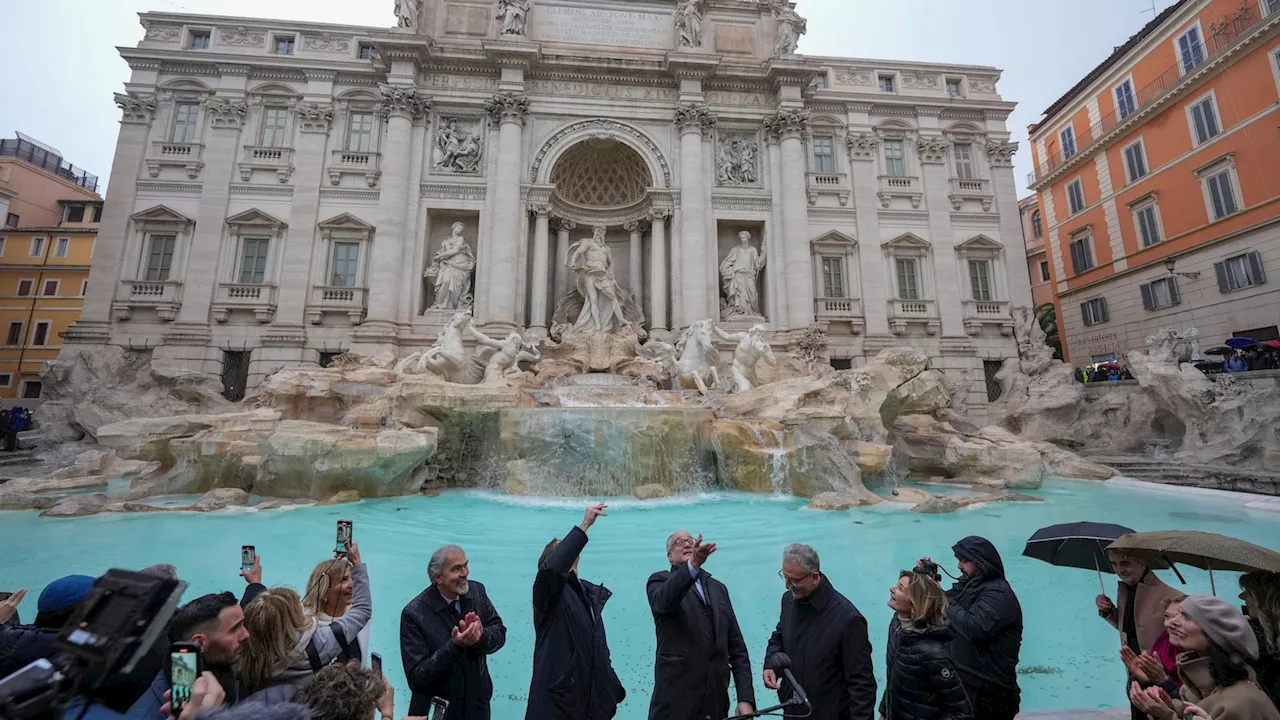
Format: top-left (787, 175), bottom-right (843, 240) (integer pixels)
top-left (673, 319), bottom-right (721, 395)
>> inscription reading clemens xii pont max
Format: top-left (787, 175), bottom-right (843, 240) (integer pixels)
top-left (532, 4), bottom-right (674, 50)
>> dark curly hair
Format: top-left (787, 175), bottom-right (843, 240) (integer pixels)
top-left (295, 662), bottom-right (385, 720)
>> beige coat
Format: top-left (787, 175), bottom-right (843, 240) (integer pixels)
top-left (1102, 572), bottom-right (1182, 652)
top-left (1171, 653), bottom-right (1280, 720)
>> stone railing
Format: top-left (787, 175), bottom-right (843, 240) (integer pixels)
top-left (239, 145), bottom-right (294, 182)
top-left (962, 299), bottom-right (1013, 336)
top-left (307, 285), bottom-right (367, 325)
top-left (887, 297), bottom-right (938, 335)
top-left (949, 177), bottom-right (993, 211)
top-left (806, 172), bottom-right (850, 206)
top-left (114, 280), bottom-right (183, 321)
top-left (877, 175), bottom-right (922, 208)
top-left (327, 149), bottom-right (381, 187)
top-left (212, 283), bottom-right (277, 323)
top-left (146, 142), bottom-right (204, 179)
top-left (814, 297), bottom-right (864, 333)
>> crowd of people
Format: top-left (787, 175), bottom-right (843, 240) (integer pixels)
top-left (3, 504), bottom-right (1280, 720)
top-left (0, 406), bottom-right (34, 452)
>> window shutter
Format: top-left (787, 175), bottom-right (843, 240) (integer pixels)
top-left (1099, 298), bottom-right (1109, 323)
top-left (1247, 251), bottom-right (1266, 285)
top-left (1169, 277), bottom-right (1181, 306)
top-left (1214, 260), bottom-right (1229, 293)
top-left (1070, 242), bottom-right (1081, 275)
top-left (1140, 283), bottom-right (1154, 311)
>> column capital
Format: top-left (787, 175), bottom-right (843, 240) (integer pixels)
top-left (114, 92), bottom-right (157, 124)
top-left (764, 109), bottom-right (810, 141)
top-left (297, 102), bottom-right (335, 133)
top-left (486, 92), bottom-right (530, 126)
top-left (648, 207), bottom-right (672, 221)
top-left (555, 217), bottom-right (577, 232)
top-left (985, 140), bottom-right (1019, 168)
top-left (846, 131), bottom-right (878, 161)
top-left (530, 203), bottom-right (551, 217)
top-left (379, 84), bottom-right (429, 120)
top-left (674, 103), bottom-right (716, 137)
top-left (204, 97), bottom-right (248, 130)
top-left (917, 137), bottom-right (950, 164)
top-left (623, 221), bottom-right (642, 233)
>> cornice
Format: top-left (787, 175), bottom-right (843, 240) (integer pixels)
top-left (136, 180), bottom-right (202, 194)
top-left (229, 185), bottom-right (294, 198)
top-left (318, 188), bottom-right (381, 202)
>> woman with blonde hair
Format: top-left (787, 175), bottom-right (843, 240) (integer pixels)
top-left (238, 542), bottom-right (371, 703)
top-left (303, 557), bottom-right (370, 665)
top-left (878, 562), bottom-right (974, 720)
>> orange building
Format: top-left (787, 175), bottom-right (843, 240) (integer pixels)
top-left (1027, 0), bottom-right (1280, 364)
top-left (0, 135), bottom-right (102, 398)
top-left (1019, 195), bottom-right (1055, 309)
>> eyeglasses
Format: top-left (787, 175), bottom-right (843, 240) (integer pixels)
top-left (778, 569), bottom-right (812, 585)
top-left (669, 537), bottom-right (695, 549)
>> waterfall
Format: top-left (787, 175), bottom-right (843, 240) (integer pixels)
top-left (744, 422), bottom-right (791, 494)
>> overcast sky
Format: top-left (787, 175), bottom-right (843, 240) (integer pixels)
top-left (2, 0), bottom-right (1177, 198)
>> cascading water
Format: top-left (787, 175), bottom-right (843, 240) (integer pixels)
top-left (743, 423), bottom-right (790, 493)
top-left (494, 407), bottom-right (720, 496)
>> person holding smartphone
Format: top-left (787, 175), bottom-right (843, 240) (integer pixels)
top-left (525, 504), bottom-right (626, 720)
top-left (238, 540), bottom-right (371, 701)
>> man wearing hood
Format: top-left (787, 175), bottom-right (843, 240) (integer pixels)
top-left (646, 530), bottom-right (755, 720)
top-left (763, 543), bottom-right (876, 720)
top-left (526, 504), bottom-right (625, 720)
top-left (936, 536), bottom-right (1023, 720)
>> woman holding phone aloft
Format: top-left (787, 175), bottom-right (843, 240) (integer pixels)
top-left (238, 541), bottom-right (371, 702)
top-left (303, 557), bottom-right (371, 666)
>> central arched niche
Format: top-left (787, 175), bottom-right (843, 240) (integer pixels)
top-left (550, 138), bottom-right (652, 210)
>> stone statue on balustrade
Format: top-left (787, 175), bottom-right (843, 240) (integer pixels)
top-left (714, 322), bottom-right (776, 393)
top-left (496, 0), bottom-right (530, 37)
top-left (769, 0), bottom-right (806, 56)
top-left (433, 119), bottom-right (483, 174)
top-left (719, 231), bottom-right (766, 320)
top-left (552, 225), bottom-right (644, 334)
top-left (394, 0), bottom-right (421, 30)
top-left (424, 222), bottom-right (476, 311)
top-left (675, 0), bottom-right (704, 48)
top-left (395, 310), bottom-right (484, 383)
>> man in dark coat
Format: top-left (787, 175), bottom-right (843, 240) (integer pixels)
top-left (943, 536), bottom-right (1023, 720)
top-left (401, 544), bottom-right (507, 719)
top-left (647, 530), bottom-right (755, 720)
top-left (764, 543), bottom-right (876, 720)
top-left (526, 504), bottom-right (625, 720)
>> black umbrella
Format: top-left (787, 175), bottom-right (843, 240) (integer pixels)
top-left (1023, 521), bottom-right (1176, 592)
top-left (1204, 346), bottom-right (1231, 356)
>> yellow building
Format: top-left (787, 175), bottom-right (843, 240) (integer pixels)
top-left (0, 199), bottom-right (101, 398)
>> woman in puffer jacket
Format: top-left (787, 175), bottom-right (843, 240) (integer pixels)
top-left (878, 563), bottom-right (974, 720)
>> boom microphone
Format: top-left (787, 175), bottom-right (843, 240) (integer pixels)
top-left (767, 652), bottom-right (809, 708)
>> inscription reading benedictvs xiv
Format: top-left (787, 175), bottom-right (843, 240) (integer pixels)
top-left (533, 5), bottom-right (674, 49)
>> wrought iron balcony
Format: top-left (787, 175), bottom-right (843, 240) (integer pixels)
top-left (212, 283), bottom-right (278, 323)
top-left (307, 285), bottom-right (367, 325)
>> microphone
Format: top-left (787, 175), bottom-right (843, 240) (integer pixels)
top-left (767, 652), bottom-right (809, 708)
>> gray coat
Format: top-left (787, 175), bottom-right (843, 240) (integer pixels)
top-left (273, 562), bottom-right (371, 688)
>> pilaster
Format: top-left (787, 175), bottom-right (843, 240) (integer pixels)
top-left (674, 103), bottom-right (716, 327)
top-left (917, 135), bottom-right (965, 337)
top-left (277, 102), bottom-right (333, 326)
top-left (766, 108), bottom-right (814, 328)
top-left (480, 91), bottom-right (530, 332)
top-left (848, 130), bottom-right (890, 336)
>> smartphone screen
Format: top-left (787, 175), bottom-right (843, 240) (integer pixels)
top-left (371, 652), bottom-right (382, 677)
top-left (429, 698), bottom-right (449, 720)
top-left (0, 592), bottom-right (12, 603)
top-left (241, 546), bottom-right (256, 572)
top-left (169, 643), bottom-right (201, 714)
top-left (336, 520), bottom-right (353, 554)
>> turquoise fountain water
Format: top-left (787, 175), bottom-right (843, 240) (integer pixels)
top-left (3, 480), bottom-right (1278, 716)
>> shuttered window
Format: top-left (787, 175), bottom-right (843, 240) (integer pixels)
top-left (1069, 235), bottom-right (1095, 275)
top-left (1178, 27), bottom-right (1205, 73)
top-left (1206, 170), bottom-right (1238, 220)
top-left (1124, 141), bottom-right (1147, 182)
top-left (1067, 179), bottom-right (1085, 215)
top-left (1190, 97), bottom-right (1220, 145)
top-left (1140, 276), bottom-right (1181, 311)
top-left (1214, 251), bottom-right (1266, 293)
top-left (1081, 297), bottom-right (1109, 326)
top-left (1115, 80), bottom-right (1137, 119)
top-left (1136, 205), bottom-right (1162, 248)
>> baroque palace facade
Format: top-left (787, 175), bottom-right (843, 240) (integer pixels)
top-left (68, 0), bottom-right (1031, 410)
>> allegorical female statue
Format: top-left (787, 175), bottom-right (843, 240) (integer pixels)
top-left (719, 230), bottom-right (767, 319)
top-left (496, 0), bottom-right (530, 36)
top-left (394, 0), bottom-right (420, 30)
top-left (675, 0), bottom-right (703, 48)
top-left (425, 222), bottom-right (476, 310)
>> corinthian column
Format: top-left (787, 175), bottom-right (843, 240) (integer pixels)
top-left (554, 218), bottom-right (575, 306)
top-left (766, 109), bottom-right (815, 328)
top-left (365, 85), bottom-right (428, 335)
top-left (674, 103), bottom-right (716, 327)
top-left (624, 221), bottom-right (644, 311)
top-left (648, 209), bottom-right (669, 332)
top-left (529, 204), bottom-right (552, 335)
top-left (482, 92), bottom-right (530, 331)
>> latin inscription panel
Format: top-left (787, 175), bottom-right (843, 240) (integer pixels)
top-left (532, 4), bottom-right (673, 50)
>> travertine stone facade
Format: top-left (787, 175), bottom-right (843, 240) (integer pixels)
top-left (67, 1), bottom-right (1031, 417)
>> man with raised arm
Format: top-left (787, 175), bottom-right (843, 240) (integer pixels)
top-left (525, 504), bottom-right (626, 720)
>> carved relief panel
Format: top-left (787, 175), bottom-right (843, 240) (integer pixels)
top-left (430, 114), bottom-right (487, 176)
top-left (715, 130), bottom-right (761, 187)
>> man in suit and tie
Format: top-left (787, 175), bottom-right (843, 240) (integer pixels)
top-left (647, 530), bottom-right (755, 720)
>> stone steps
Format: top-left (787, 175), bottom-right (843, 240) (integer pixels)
top-left (1085, 453), bottom-right (1280, 496)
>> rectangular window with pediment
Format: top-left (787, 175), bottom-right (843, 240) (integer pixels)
top-left (968, 260), bottom-right (993, 302)
top-left (820, 256), bottom-right (845, 298)
top-left (884, 140), bottom-right (906, 177)
top-left (239, 238), bottom-right (270, 285)
top-left (895, 258), bottom-right (920, 301)
top-left (331, 242), bottom-right (360, 287)
top-left (145, 235), bottom-right (176, 282)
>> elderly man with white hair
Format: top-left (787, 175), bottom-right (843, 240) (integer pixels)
top-left (400, 544), bottom-right (507, 720)
top-left (764, 543), bottom-right (875, 720)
